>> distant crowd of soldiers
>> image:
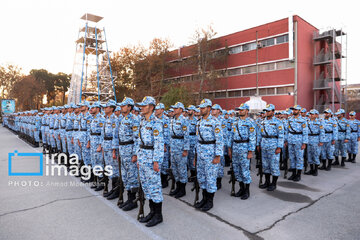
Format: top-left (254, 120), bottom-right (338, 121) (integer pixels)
top-left (2, 98), bottom-right (360, 227)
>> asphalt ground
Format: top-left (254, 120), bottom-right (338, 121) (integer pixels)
top-left (1, 126), bottom-right (359, 240)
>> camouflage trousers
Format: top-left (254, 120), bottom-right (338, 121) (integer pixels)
top-left (138, 149), bottom-right (163, 203)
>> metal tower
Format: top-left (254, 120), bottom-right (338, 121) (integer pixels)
top-left (68, 13), bottom-right (116, 104)
top-left (313, 28), bottom-right (347, 112)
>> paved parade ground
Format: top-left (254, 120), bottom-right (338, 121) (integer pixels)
top-left (1, 125), bottom-right (360, 240)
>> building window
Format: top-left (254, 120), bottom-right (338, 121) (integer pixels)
top-left (242, 42), bottom-right (257, 52)
top-left (276, 35), bottom-right (289, 44)
top-left (259, 63), bottom-right (275, 72)
top-left (260, 38), bottom-right (275, 47)
top-left (229, 46), bottom-right (242, 54)
top-left (215, 91), bottom-right (226, 99)
top-left (243, 65), bottom-right (257, 74)
top-left (228, 90), bottom-right (242, 97)
top-left (267, 88), bottom-right (275, 95)
top-left (228, 68), bottom-right (242, 76)
top-left (259, 88), bottom-right (267, 96)
top-left (243, 89), bottom-right (256, 97)
top-left (277, 86), bottom-right (294, 95)
top-left (276, 61), bottom-right (294, 70)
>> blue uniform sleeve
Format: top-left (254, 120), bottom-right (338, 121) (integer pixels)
top-left (112, 118), bottom-right (119, 149)
top-left (333, 121), bottom-right (338, 141)
top-left (345, 120), bottom-right (351, 140)
top-left (183, 119), bottom-right (190, 151)
top-left (256, 124), bottom-right (262, 147)
top-left (276, 121), bottom-right (284, 148)
top-left (214, 120), bottom-right (224, 157)
top-left (228, 122), bottom-right (234, 148)
top-left (249, 122), bottom-right (256, 152)
top-left (153, 121), bottom-right (164, 163)
top-left (132, 118), bottom-right (140, 156)
top-left (320, 121), bottom-right (326, 143)
top-left (302, 120), bottom-right (308, 144)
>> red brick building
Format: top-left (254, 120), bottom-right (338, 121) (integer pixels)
top-left (161, 15), bottom-right (345, 111)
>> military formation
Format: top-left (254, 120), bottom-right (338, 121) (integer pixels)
top-left (2, 99), bottom-right (360, 227)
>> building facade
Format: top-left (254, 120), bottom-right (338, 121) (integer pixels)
top-left (161, 15), bottom-right (346, 111)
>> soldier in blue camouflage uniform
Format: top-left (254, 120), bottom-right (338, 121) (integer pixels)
top-left (65, 104), bottom-right (76, 159)
top-left (72, 104), bottom-right (82, 161)
top-left (59, 106), bottom-right (68, 155)
top-left (134, 96), bottom-right (164, 227)
top-left (194, 99), bottom-right (223, 212)
top-left (48, 107), bottom-right (57, 153)
top-left (154, 103), bottom-right (171, 188)
top-left (280, 110), bottom-right (290, 172)
top-left (112, 97), bottom-right (140, 208)
top-left (257, 104), bottom-right (284, 191)
top-left (286, 105), bottom-right (308, 182)
top-left (88, 102), bottom-right (105, 190)
top-left (52, 107), bottom-right (61, 154)
top-left (211, 104), bottom-right (227, 190)
top-left (41, 109), bottom-right (49, 153)
top-left (168, 102), bottom-right (190, 199)
top-left (78, 102), bottom-right (91, 168)
top-left (185, 105), bottom-right (198, 182)
top-left (319, 109), bottom-right (338, 171)
top-left (304, 109), bottom-right (325, 176)
top-left (34, 111), bottom-right (41, 147)
top-left (228, 103), bottom-right (256, 199)
top-left (224, 110), bottom-right (234, 167)
top-left (333, 109), bottom-right (350, 167)
top-left (93, 100), bottom-right (117, 198)
top-left (347, 111), bottom-right (360, 163)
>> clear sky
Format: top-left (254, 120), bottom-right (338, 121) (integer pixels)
top-left (0, 0), bottom-right (358, 84)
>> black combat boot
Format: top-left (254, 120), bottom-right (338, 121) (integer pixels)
top-left (216, 178), bottom-right (222, 190)
top-left (123, 191), bottom-right (137, 211)
top-left (194, 189), bottom-right (207, 209)
top-left (347, 153), bottom-right (352, 162)
top-left (119, 191), bottom-right (132, 209)
top-left (175, 182), bottom-right (186, 199)
top-left (188, 170), bottom-right (196, 182)
top-left (169, 181), bottom-right (180, 196)
top-left (341, 157), bottom-right (346, 167)
top-left (351, 154), bottom-right (356, 163)
top-left (313, 164), bottom-right (318, 176)
top-left (146, 202), bottom-right (163, 227)
top-left (201, 192), bottom-right (214, 212)
top-left (259, 174), bottom-right (271, 189)
top-left (267, 176), bottom-right (278, 191)
top-left (288, 169), bottom-right (296, 180)
top-left (91, 176), bottom-right (98, 189)
top-left (293, 170), bottom-right (301, 182)
top-left (304, 164), bottom-right (314, 175)
top-left (106, 177), bottom-right (120, 200)
top-left (95, 176), bottom-right (105, 191)
top-left (241, 184), bottom-right (250, 200)
top-left (319, 160), bottom-right (327, 170)
top-left (235, 182), bottom-right (245, 197)
top-left (332, 156), bottom-right (339, 165)
top-left (161, 173), bottom-right (168, 188)
top-left (139, 200), bottom-right (155, 223)
top-left (326, 159), bottom-right (332, 171)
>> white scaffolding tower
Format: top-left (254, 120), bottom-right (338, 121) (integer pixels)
top-left (68, 13), bottom-right (116, 104)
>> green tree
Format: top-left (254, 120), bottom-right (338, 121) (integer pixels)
top-left (29, 69), bottom-right (55, 105)
top-left (0, 64), bottom-right (23, 99)
top-left (54, 72), bottom-right (71, 105)
top-left (160, 86), bottom-right (195, 109)
top-left (12, 75), bottom-right (42, 110)
top-left (188, 25), bottom-right (228, 103)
